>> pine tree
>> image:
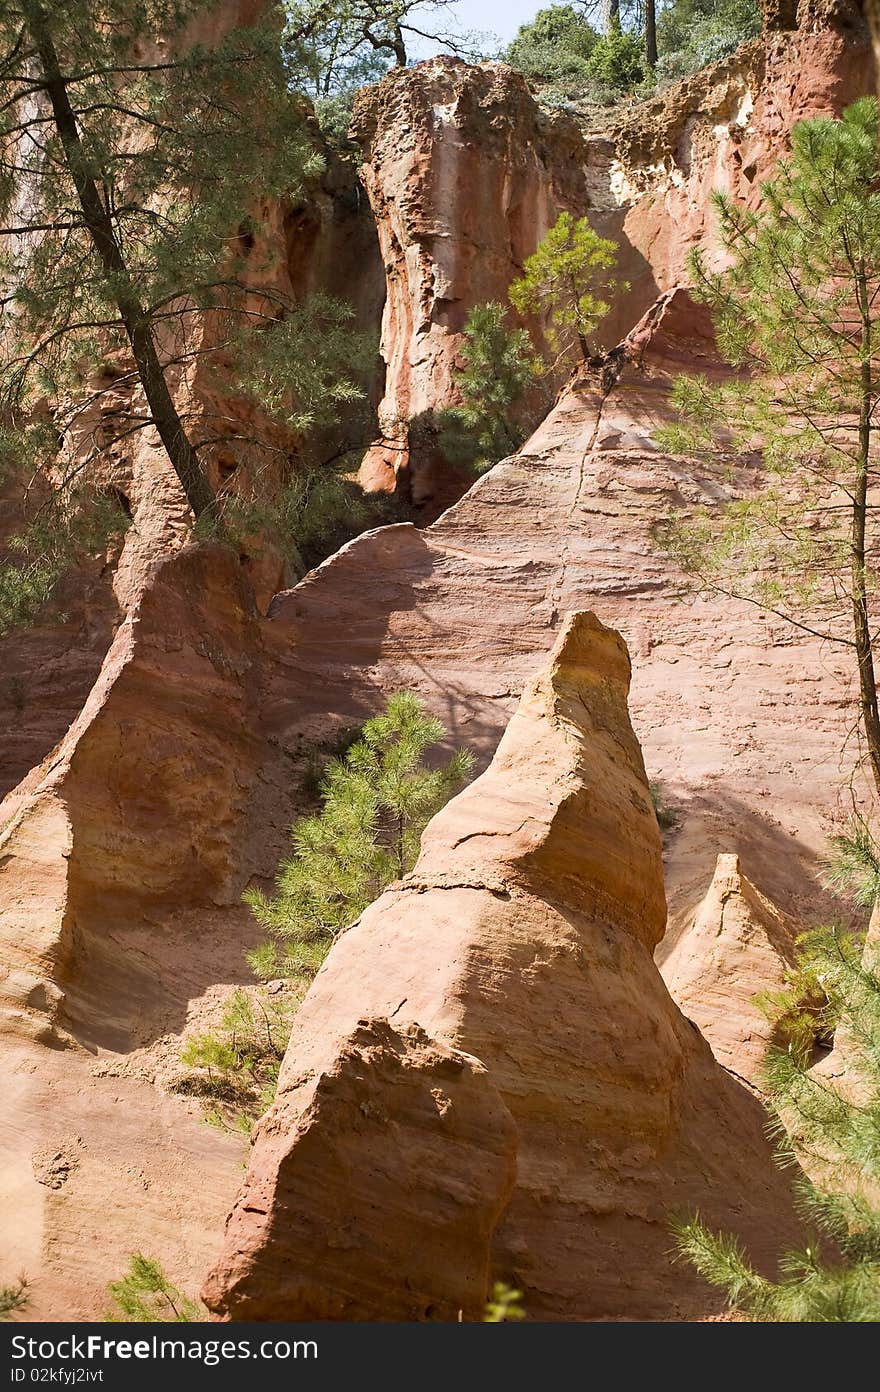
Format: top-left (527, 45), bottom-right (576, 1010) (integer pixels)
top-left (0, 1), bottom-right (370, 630)
top-left (509, 211), bottom-right (619, 364)
top-left (246, 692), bottom-right (473, 981)
top-left (438, 301), bottom-right (541, 474)
top-left (586, 17), bottom-right (645, 88)
top-left (179, 986), bottom-right (296, 1134)
top-left (0, 1277), bottom-right (27, 1320)
top-left (674, 925), bottom-right (880, 1321)
top-left (106, 1254), bottom-right (201, 1322)
top-left (661, 98), bottom-right (880, 805)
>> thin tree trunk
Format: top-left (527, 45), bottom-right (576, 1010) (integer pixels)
top-left (645, 0), bottom-right (658, 67)
top-left (602, 0), bottom-right (621, 34)
top-left (23, 1), bottom-right (216, 519)
top-left (852, 263), bottom-right (880, 803)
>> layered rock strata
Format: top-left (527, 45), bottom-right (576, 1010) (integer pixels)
top-left (205, 614), bottom-right (801, 1322)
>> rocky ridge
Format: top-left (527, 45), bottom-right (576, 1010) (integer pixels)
top-left (204, 614), bottom-right (801, 1322)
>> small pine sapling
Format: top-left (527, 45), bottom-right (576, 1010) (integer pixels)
top-left (246, 693), bottom-right (473, 981)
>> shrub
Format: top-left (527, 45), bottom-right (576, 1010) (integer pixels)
top-left (509, 211), bottom-right (620, 364)
top-left (438, 302), bottom-right (542, 475)
top-left (585, 24), bottom-right (645, 93)
top-left (178, 987), bottom-right (297, 1135)
top-left (246, 693), bottom-right (473, 981)
top-left (505, 5), bottom-right (599, 87)
top-left (0, 1278), bottom-right (27, 1320)
top-left (656, 0), bottom-right (761, 83)
top-left (821, 818), bottom-right (880, 909)
top-left (106, 1255), bottom-right (201, 1322)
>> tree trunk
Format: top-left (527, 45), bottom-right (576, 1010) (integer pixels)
top-left (22, 1), bottom-right (216, 519)
top-left (392, 24), bottom-right (407, 66)
top-left (602, 0), bottom-right (621, 34)
top-left (645, 0), bottom-right (658, 67)
top-left (852, 265), bottom-right (880, 804)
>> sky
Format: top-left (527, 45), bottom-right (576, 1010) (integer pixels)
top-left (406, 0), bottom-right (547, 57)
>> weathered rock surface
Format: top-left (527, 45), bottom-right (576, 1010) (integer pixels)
top-left (613, 5), bottom-right (871, 297)
top-left (352, 57), bottom-right (595, 511)
top-left (0, 542), bottom-right (265, 1052)
top-left (351, 5), bottom-right (871, 511)
top-left (1, 283), bottom-right (862, 1318)
top-left (203, 1018), bottom-right (517, 1321)
top-left (205, 614), bottom-right (801, 1322)
top-left (660, 853), bottom-right (799, 1083)
top-left (1, 2), bottom-right (873, 1319)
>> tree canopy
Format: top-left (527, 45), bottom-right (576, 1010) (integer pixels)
top-left (661, 98), bottom-right (880, 804)
top-left (0, 0), bottom-right (370, 631)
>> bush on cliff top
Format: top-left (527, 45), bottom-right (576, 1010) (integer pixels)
top-left (504, 0), bottom-right (760, 106)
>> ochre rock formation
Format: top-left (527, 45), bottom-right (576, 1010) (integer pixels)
top-left (1, 284), bottom-right (862, 1317)
top-left (205, 614), bottom-right (801, 1322)
top-left (0, 542), bottom-right (265, 1052)
top-left (0, 2), bottom-right (873, 1317)
top-left (352, 57), bottom-right (594, 511)
top-left (661, 853), bottom-right (799, 1083)
top-left (350, 5), bottom-right (871, 510)
top-left (202, 1018), bottom-right (517, 1321)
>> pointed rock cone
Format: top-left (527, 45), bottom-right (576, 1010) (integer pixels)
top-left (204, 613), bottom-right (802, 1322)
top-left (661, 853), bottom-right (799, 1084)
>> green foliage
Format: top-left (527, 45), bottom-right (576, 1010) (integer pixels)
top-left (106, 1254), bottom-right (202, 1323)
top-left (284, 0), bottom-right (484, 140)
top-left (197, 462), bottom-right (406, 574)
top-left (755, 925), bottom-right (840, 1062)
top-left (0, 485), bottom-right (129, 637)
top-left (246, 693), bottom-right (473, 981)
top-left (510, 212), bottom-right (619, 363)
top-left (649, 781), bottom-right (679, 832)
top-left (505, 5), bottom-right (599, 86)
top-left (0, 0), bottom-right (375, 609)
top-left (178, 988), bottom-right (296, 1134)
top-left (585, 22), bottom-right (645, 92)
top-left (438, 302), bottom-right (541, 475)
top-left (656, 0), bottom-right (761, 83)
top-left (484, 1281), bottom-right (526, 1322)
top-left (0, 1277), bottom-right (27, 1320)
top-left (822, 818), bottom-right (880, 909)
top-left (675, 925), bottom-right (880, 1321)
top-left (659, 99), bottom-right (880, 801)
top-left (505, 5), bottom-right (647, 104)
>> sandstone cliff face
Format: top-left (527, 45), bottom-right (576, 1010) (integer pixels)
top-left (351, 5), bottom-right (871, 510)
top-left (205, 613), bottom-right (801, 1322)
top-left (613, 1), bottom-right (871, 304)
top-left (0, 542), bottom-right (266, 1052)
top-left (1, 284), bottom-right (863, 1317)
top-left (660, 853), bottom-right (799, 1083)
top-left (352, 58), bottom-right (594, 510)
top-left (0, 1), bottom-right (382, 810)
